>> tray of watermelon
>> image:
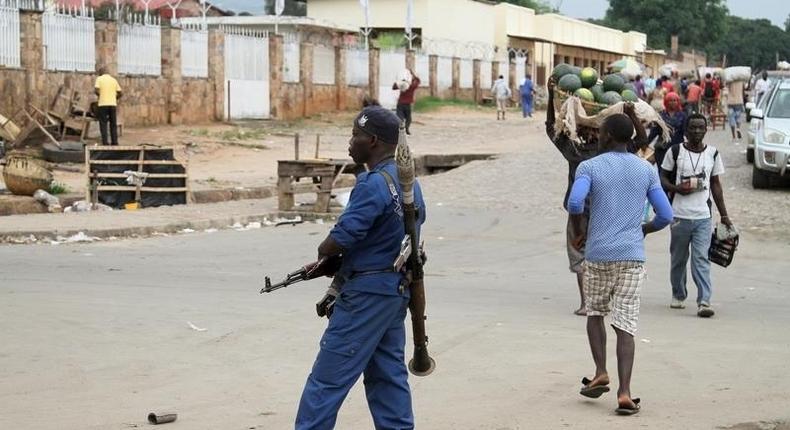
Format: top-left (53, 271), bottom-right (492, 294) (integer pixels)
top-left (551, 63), bottom-right (640, 115)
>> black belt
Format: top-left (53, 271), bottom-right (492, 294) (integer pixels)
top-left (349, 269), bottom-right (396, 279)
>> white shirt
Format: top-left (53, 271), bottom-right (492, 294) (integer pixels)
top-left (491, 79), bottom-right (511, 99)
top-left (755, 78), bottom-right (769, 96)
top-left (661, 144), bottom-right (724, 220)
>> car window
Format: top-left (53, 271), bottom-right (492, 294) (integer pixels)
top-left (768, 89), bottom-right (790, 118)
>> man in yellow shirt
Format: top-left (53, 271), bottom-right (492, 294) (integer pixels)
top-left (94, 67), bottom-right (122, 145)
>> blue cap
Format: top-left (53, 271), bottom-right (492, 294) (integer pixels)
top-left (354, 106), bottom-right (400, 145)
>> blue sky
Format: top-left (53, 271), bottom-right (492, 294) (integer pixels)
top-left (215, 0), bottom-right (789, 29)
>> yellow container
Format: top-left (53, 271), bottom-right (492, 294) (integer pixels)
top-left (124, 202), bottom-right (139, 210)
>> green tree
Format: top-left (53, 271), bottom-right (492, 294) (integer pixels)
top-left (499, 0), bottom-right (557, 14)
top-left (785, 13), bottom-right (790, 32)
top-left (709, 16), bottom-right (790, 70)
top-left (601, 0), bottom-right (728, 52)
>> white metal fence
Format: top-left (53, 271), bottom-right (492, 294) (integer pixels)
top-left (460, 58), bottom-right (473, 89)
top-left (180, 26), bottom-right (208, 78)
top-left (415, 53), bottom-right (429, 87)
top-left (437, 56), bottom-right (452, 90)
top-left (0, 0), bottom-right (20, 68)
top-left (223, 28), bottom-right (269, 80)
top-left (480, 60), bottom-right (492, 89)
top-left (345, 48), bottom-right (368, 86)
top-left (118, 15), bottom-right (161, 76)
top-left (497, 60), bottom-right (509, 84)
top-left (312, 45), bottom-right (335, 85)
top-left (42, 6), bottom-right (95, 72)
top-left (283, 32), bottom-right (300, 83)
top-left (379, 49), bottom-right (405, 108)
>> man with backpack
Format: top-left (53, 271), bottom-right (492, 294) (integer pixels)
top-left (702, 74), bottom-right (718, 117)
top-left (660, 113), bottom-right (733, 318)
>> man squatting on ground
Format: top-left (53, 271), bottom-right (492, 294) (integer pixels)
top-left (295, 105), bottom-right (426, 430)
top-left (546, 78), bottom-right (649, 315)
top-left (393, 68), bottom-right (420, 136)
top-left (568, 110), bottom-right (673, 415)
top-left (660, 113), bottom-right (732, 317)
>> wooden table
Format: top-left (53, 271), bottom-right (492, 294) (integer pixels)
top-left (277, 159), bottom-right (359, 212)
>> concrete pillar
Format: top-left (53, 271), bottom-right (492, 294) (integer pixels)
top-left (94, 19), bottom-right (118, 76)
top-left (451, 57), bottom-right (460, 99)
top-left (429, 54), bottom-right (438, 97)
top-left (300, 43), bottom-right (314, 117)
top-left (269, 35), bottom-right (283, 119)
top-left (161, 26), bottom-right (182, 125)
top-left (509, 60), bottom-right (517, 99)
top-left (472, 59), bottom-right (481, 103)
top-left (208, 29), bottom-right (225, 121)
top-left (335, 45), bottom-right (347, 110)
top-left (20, 11), bottom-right (44, 109)
top-left (368, 48), bottom-right (379, 102)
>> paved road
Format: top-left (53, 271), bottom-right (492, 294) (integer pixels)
top-left (1, 114), bottom-right (789, 429)
top-left (1, 204), bottom-right (789, 429)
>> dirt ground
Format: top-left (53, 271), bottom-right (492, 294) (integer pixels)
top-left (11, 105), bottom-right (524, 194)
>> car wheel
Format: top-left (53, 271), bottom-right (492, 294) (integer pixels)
top-left (42, 141), bottom-right (85, 164)
top-left (746, 148), bottom-right (754, 163)
top-left (752, 164), bottom-right (771, 189)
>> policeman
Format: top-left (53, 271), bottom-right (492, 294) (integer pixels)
top-left (295, 106), bottom-right (426, 430)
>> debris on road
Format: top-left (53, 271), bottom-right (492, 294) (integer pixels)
top-left (187, 321), bottom-right (207, 332)
top-left (147, 412), bottom-right (177, 425)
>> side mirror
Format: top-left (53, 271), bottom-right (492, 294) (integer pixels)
top-left (745, 102), bottom-right (756, 110)
top-left (750, 108), bottom-right (764, 119)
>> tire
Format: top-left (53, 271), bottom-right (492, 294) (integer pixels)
top-left (43, 141), bottom-right (85, 164)
top-left (752, 164), bottom-right (771, 189)
top-left (746, 147), bottom-right (754, 163)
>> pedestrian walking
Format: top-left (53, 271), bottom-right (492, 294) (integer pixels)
top-left (651, 92), bottom-right (687, 169)
top-left (568, 108), bottom-right (673, 416)
top-left (492, 75), bottom-right (512, 120)
top-left (725, 78), bottom-right (746, 142)
top-left (546, 77), bottom-right (599, 315)
top-left (660, 113), bottom-right (733, 318)
top-left (702, 73), bottom-right (718, 117)
top-left (295, 105), bottom-right (426, 430)
top-left (754, 71), bottom-right (769, 105)
top-left (520, 73), bottom-right (536, 118)
top-left (634, 75), bottom-right (646, 100)
top-left (393, 68), bottom-right (420, 135)
top-left (94, 67), bottom-right (122, 146)
top-left (685, 80), bottom-right (703, 115)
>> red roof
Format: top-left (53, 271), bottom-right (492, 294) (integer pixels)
top-left (57, 0), bottom-right (174, 9)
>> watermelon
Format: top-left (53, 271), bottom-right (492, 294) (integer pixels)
top-left (621, 89), bottom-right (639, 102)
top-left (574, 88), bottom-right (595, 102)
top-left (558, 74), bottom-right (582, 93)
top-left (579, 68), bottom-right (599, 88)
top-left (590, 84), bottom-right (605, 103)
top-left (551, 63), bottom-right (576, 80)
top-left (603, 74), bottom-right (626, 93)
top-left (602, 91), bottom-right (623, 105)
top-left (622, 82), bottom-right (637, 94)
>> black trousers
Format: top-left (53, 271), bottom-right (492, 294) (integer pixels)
top-left (396, 103), bottom-right (412, 133)
top-left (97, 106), bottom-right (118, 146)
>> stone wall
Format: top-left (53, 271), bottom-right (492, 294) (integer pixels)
top-left (0, 11), bottom-right (220, 128)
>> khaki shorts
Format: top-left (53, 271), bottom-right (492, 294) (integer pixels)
top-left (496, 98), bottom-right (508, 112)
top-left (566, 215), bottom-right (586, 274)
top-left (584, 261), bottom-right (646, 336)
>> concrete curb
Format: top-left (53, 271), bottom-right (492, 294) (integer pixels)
top-left (0, 210), bottom-right (340, 244)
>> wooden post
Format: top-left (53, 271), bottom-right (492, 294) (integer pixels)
top-left (294, 133), bottom-right (300, 160)
top-left (314, 134), bottom-right (320, 159)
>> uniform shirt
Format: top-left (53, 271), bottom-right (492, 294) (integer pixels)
top-left (330, 159), bottom-right (426, 296)
top-left (95, 74), bottom-right (121, 107)
top-left (568, 152), bottom-right (672, 263)
top-left (661, 144), bottom-right (724, 220)
top-left (520, 79), bottom-right (534, 97)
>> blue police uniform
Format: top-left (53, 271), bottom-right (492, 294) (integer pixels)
top-left (296, 158), bottom-right (426, 430)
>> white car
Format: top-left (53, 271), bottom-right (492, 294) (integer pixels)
top-left (749, 79), bottom-right (790, 188)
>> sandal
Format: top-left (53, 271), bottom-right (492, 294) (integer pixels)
top-left (579, 377), bottom-right (610, 398)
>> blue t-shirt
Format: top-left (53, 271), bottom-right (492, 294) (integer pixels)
top-left (330, 159), bottom-right (426, 296)
top-left (567, 151), bottom-right (672, 263)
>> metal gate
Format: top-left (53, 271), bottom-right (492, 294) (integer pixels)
top-left (379, 49), bottom-right (405, 109)
top-left (222, 27), bottom-right (269, 120)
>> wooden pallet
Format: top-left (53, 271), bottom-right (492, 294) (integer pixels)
top-left (277, 159), bottom-right (358, 213)
top-left (85, 145), bottom-right (190, 208)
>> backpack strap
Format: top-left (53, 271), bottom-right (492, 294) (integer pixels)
top-left (376, 170), bottom-right (404, 219)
